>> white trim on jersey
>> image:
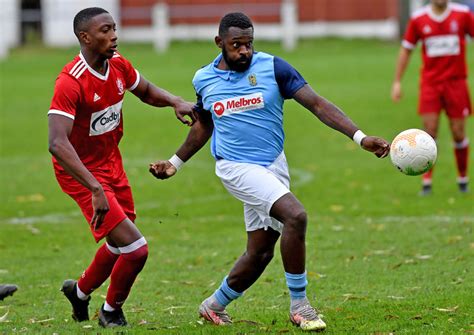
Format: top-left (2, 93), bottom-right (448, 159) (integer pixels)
top-left (69, 60), bottom-right (84, 76)
top-left (128, 69), bottom-right (141, 91)
top-left (70, 62), bottom-right (86, 78)
top-left (119, 237), bottom-right (147, 254)
top-left (79, 52), bottom-right (109, 81)
top-left (48, 109), bottom-right (75, 120)
top-left (402, 40), bottom-right (416, 50)
top-left (427, 5), bottom-right (451, 22)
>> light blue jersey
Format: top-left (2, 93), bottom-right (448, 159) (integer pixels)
top-left (192, 51), bottom-right (306, 166)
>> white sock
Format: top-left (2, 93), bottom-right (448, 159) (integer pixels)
top-left (103, 301), bottom-right (115, 312)
top-left (76, 284), bottom-right (89, 301)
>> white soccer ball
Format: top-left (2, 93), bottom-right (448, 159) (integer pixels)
top-left (390, 129), bottom-right (437, 176)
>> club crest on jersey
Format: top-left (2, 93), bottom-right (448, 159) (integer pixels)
top-left (450, 20), bottom-right (458, 33)
top-left (248, 73), bottom-right (257, 86)
top-left (212, 93), bottom-right (265, 118)
top-left (117, 78), bottom-right (124, 95)
top-left (423, 25), bottom-right (432, 34)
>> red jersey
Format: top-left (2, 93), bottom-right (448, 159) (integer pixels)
top-left (49, 52), bottom-right (140, 173)
top-left (403, 3), bottom-right (474, 84)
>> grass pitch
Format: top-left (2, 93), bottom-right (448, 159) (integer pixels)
top-left (0, 39), bottom-right (473, 334)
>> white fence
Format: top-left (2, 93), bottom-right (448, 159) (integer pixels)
top-left (138, 2), bottom-right (398, 53)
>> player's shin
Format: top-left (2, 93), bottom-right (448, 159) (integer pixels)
top-left (106, 238), bottom-right (148, 310)
top-left (78, 242), bottom-right (120, 297)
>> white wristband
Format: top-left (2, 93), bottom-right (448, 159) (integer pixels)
top-left (168, 154), bottom-right (184, 170)
top-left (353, 130), bottom-right (367, 146)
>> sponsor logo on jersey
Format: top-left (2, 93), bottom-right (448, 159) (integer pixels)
top-left (117, 78), bottom-right (124, 95)
top-left (212, 93), bottom-right (264, 118)
top-left (89, 100), bottom-right (123, 136)
top-left (248, 73), bottom-right (257, 86)
top-left (425, 34), bottom-right (460, 57)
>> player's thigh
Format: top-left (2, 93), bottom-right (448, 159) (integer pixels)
top-left (419, 82), bottom-right (442, 116)
top-left (244, 203), bottom-right (283, 233)
top-left (269, 192), bottom-right (306, 225)
top-left (112, 170), bottom-right (136, 222)
top-left (106, 218), bottom-right (143, 247)
top-left (444, 79), bottom-right (472, 120)
top-left (57, 176), bottom-right (133, 242)
top-left (216, 159), bottom-right (290, 215)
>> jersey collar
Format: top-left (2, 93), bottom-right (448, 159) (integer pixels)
top-left (427, 3), bottom-right (452, 22)
top-left (212, 52), bottom-right (258, 80)
top-left (79, 52), bottom-right (110, 81)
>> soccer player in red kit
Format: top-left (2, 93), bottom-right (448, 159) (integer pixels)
top-left (48, 7), bottom-right (195, 327)
top-left (391, 0), bottom-right (474, 195)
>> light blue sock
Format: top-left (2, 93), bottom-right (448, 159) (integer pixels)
top-left (213, 276), bottom-right (243, 307)
top-left (285, 271), bottom-right (308, 300)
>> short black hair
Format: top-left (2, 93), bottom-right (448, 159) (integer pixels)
top-left (73, 7), bottom-right (109, 38)
top-left (218, 12), bottom-right (253, 37)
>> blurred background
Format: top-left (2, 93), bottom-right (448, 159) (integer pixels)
top-left (2, 0), bottom-right (473, 59)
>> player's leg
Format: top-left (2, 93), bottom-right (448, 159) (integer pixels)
top-left (420, 113), bottom-right (440, 195)
top-left (97, 218), bottom-right (148, 328)
top-left (199, 228), bottom-right (280, 325)
top-left (418, 82), bottom-right (442, 195)
top-left (270, 194), bottom-right (326, 331)
top-left (445, 79), bottom-right (471, 193)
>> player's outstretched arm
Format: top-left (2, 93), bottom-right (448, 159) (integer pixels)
top-left (293, 84), bottom-right (389, 158)
top-left (48, 115), bottom-right (109, 229)
top-left (131, 75), bottom-right (196, 126)
top-left (149, 110), bottom-right (214, 179)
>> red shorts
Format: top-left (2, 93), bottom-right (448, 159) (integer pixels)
top-left (55, 168), bottom-right (136, 242)
top-left (419, 79), bottom-right (472, 119)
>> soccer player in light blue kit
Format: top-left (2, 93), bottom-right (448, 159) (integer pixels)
top-left (150, 12), bottom-right (390, 331)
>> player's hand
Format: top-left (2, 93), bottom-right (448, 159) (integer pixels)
top-left (90, 186), bottom-right (109, 231)
top-left (149, 160), bottom-right (177, 179)
top-left (391, 81), bottom-right (402, 102)
top-left (173, 99), bottom-right (197, 126)
top-left (361, 136), bottom-right (390, 158)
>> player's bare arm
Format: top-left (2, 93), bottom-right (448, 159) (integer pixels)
top-left (48, 114), bottom-right (109, 229)
top-left (391, 47), bottom-right (412, 102)
top-left (293, 84), bottom-right (390, 158)
top-left (149, 110), bottom-right (214, 179)
top-left (131, 76), bottom-right (196, 126)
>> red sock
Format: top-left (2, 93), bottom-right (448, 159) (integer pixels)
top-left (422, 168), bottom-right (434, 185)
top-left (454, 139), bottom-right (469, 179)
top-left (106, 243), bottom-right (148, 309)
top-left (78, 243), bottom-right (120, 295)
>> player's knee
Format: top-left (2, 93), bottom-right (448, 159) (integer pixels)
top-left (120, 238), bottom-right (149, 265)
top-left (287, 210), bottom-right (307, 232)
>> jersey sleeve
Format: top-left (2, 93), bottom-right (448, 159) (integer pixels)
top-left (273, 57), bottom-right (306, 99)
top-left (117, 55), bottom-right (140, 91)
top-left (402, 18), bottom-right (419, 50)
top-left (466, 11), bottom-right (474, 37)
top-left (195, 93), bottom-right (205, 113)
top-left (48, 74), bottom-right (81, 120)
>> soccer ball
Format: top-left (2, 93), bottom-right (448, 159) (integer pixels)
top-left (390, 129), bottom-right (437, 176)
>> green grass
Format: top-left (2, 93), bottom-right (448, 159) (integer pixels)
top-left (0, 39), bottom-right (473, 334)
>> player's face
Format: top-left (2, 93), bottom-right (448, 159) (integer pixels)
top-left (82, 13), bottom-right (118, 59)
top-left (220, 27), bottom-right (254, 72)
top-left (431, 0), bottom-right (448, 7)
